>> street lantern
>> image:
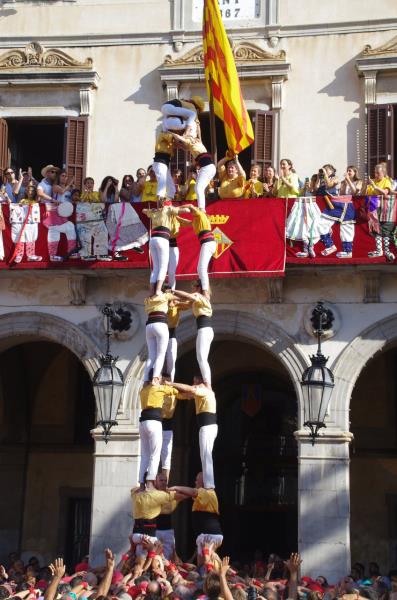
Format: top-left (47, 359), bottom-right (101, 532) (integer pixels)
top-left (301, 302), bottom-right (335, 445)
top-left (93, 304), bottom-right (124, 443)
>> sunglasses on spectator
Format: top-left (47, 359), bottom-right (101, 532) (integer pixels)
top-left (5, 170), bottom-right (13, 175)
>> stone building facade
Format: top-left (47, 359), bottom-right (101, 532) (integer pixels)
top-left (0, 0), bottom-right (397, 585)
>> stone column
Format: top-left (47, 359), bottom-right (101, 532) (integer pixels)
top-left (89, 427), bottom-right (140, 565)
top-left (295, 430), bottom-right (353, 584)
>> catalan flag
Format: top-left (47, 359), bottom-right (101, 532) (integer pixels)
top-left (203, 0), bottom-right (254, 154)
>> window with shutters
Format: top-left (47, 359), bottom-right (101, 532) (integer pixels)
top-left (252, 110), bottom-right (274, 173)
top-left (367, 104), bottom-right (394, 178)
top-left (64, 116), bottom-right (88, 189)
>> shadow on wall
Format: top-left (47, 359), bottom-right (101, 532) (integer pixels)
top-left (319, 53), bottom-right (363, 169)
top-left (0, 8), bottom-right (17, 18)
top-left (124, 66), bottom-right (164, 111)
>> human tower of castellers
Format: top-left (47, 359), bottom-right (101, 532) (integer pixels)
top-left (131, 95), bottom-right (223, 563)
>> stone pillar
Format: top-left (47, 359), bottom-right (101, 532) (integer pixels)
top-left (295, 430), bottom-right (353, 584)
top-left (89, 427), bottom-right (140, 565)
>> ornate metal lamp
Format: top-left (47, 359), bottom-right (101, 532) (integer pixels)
top-left (301, 302), bottom-right (335, 445)
top-left (93, 304), bottom-right (125, 443)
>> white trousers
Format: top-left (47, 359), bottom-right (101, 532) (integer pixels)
top-left (199, 423), bottom-right (218, 489)
top-left (149, 236), bottom-right (170, 284)
top-left (196, 163), bottom-right (216, 210)
top-left (198, 240), bottom-right (216, 292)
top-left (132, 533), bottom-right (158, 558)
top-left (145, 322), bottom-right (169, 379)
top-left (47, 221), bottom-right (76, 242)
top-left (168, 246), bottom-right (179, 289)
top-left (165, 336), bottom-right (177, 381)
top-left (317, 216), bottom-right (355, 243)
top-left (161, 104), bottom-right (197, 129)
top-left (156, 529), bottom-right (175, 560)
top-left (196, 326), bottom-right (214, 385)
top-left (163, 116), bottom-right (186, 132)
top-left (139, 419), bottom-right (163, 482)
top-left (196, 533), bottom-right (223, 555)
top-left (152, 162), bottom-right (175, 199)
top-left (161, 429), bottom-right (173, 471)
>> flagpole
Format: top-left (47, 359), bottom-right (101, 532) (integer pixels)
top-left (208, 74), bottom-right (218, 165)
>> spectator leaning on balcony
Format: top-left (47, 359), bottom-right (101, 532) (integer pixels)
top-left (120, 174), bottom-right (136, 203)
top-left (9, 182), bottom-right (42, 263)
top-left (38, 164), bottom-right (78, 262)
top-left (81, 177), bottom-right (101, 202)
top-left (141, 166), bottom-right (158, 203)
top-left (366, 163), bottom-right (394, 261)
top-left (340, 165), bottom-right (363, 196)
top-left (263, 165), bottom-right (277, 197)
top-left (217, 153), bottom-right (246, 199)
top-left (3, 167), bottom-right (20, 202)
top-left (100, 176), bottom-right (120, 204)
top-left (132, 168), bottom-right (147, 202)
top-left (244, 164), bottom-right (264, 198)
top-left (273, 158), bottom-right (300, 198)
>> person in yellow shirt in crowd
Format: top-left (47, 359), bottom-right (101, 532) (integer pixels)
top-left (216, 153), bottom-right (246, 199)
top-left (170, 472), bottom-right (223, 557)
top-left (138, 376), bottom-right (179, 490)
top-left (142, 199), bottom-right (189, 295)
top-left (166, 376), bottom-right (217, 489)
top-left (173, 281), bottom-right (214, 385)
top-left (80, 177), bottom-right (101, 202)
top-left (184, 167), bottom-right (198, 203)
top-left (141, 167), bottom-right (158, 203)
top-left (244, 164), bottom-right (264, 198)
top-left (365, 163), bottom-right (394, 260)
top-left (273, 158), bottom-right (300, 198)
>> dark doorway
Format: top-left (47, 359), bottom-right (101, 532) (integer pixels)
top-left (171, 340), bottom-right (298, 562)
top-left (65, 497), bottom-right (92, 570)
top-left (7, 118), bottom-right (65, 181)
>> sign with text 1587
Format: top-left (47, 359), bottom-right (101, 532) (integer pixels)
top-left (192, 0), bottom-right (260, 23)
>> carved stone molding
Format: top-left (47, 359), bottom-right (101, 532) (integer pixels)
top-left (264, 278), bottom-right (283, 303)
top-left (363, 70), bottom-right (377, 105)
top-left (0, 42), bottom-right (93, 70)
top-left (163, 41), bottom-right (286, 67)
top-left (80, 89), bottom-right (91, 116)
top-left (363, 35), bottom-right (397, 56)
top-left (362, 271), bottom-right (381, 303)
top-left (163, 80), bottom-right (180, 101)
top-left (271, 75), bottom-right (284, 109)
top-left (68, 275), bottom-right (87, 306)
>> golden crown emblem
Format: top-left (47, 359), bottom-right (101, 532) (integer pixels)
top-left (209, 214), bottom-right (229, 225)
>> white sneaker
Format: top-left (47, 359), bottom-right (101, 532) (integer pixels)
top-left (321, 245), bottom-right (337, 256)
top-left (14, 255), bottom-right (23, 263)
top-left (49, 255), bottom-right (63, 262)
top-left (295, 251), bottom-right (308, 258)
top-left (27, 255), bottom-right (43, 262)
top-left (336, 251), bottom-right (352, 258)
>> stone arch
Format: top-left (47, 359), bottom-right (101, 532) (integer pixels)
top-left (124, 309), bottom-right (309, 426)
top-left (332, 312), bottom-right (397, 431)
top-left (0, 310), bottom-right (101, 377)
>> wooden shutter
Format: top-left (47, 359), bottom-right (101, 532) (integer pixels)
top-left (64, 117), bottom-right (88, 189)
top-left (367, 104), bottom-right (394, 178)
top-left (252, 110), bottom-right (273, 172)
top-left (0, 119), bottom-right (9, 175)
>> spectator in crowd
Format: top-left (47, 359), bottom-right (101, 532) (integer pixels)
top-left (141, 166), bottom-right (158, 203)
top-left (14, 167), bottom-right (36, 202)
top-left (244, 164), bottom-right (264, 198)
top-left (340, 165), bottom-right (363, 196)
top-left (172, 168), bottom-right (185, 202)
top-left (263, 165), bottom-right (277, 197)
top-left (3, 167), bottom-right (21, 203)
top-left (300, 174), bottom-right (318, 196)
top-left (120, 174), bottom-right (136, 203)
top-left (53, 170), bottom-right (74, 202)
top-left (184, 167), bottom-right (198, 202)
top-left (81, 177), bottom-right (101, 202)
top-left (10, 182), bottom-right (42, 263)
top-left (366, 163), bottom-right (394, 260)
top-left (100, 176), bottom-right (120, 204)
top-left (131, 168), bottom-right (147, 202)
top-left (217, 154), bottom-right (246, 199)
top-left (314, 164), bottom-right (339, 196)
top-left (273, 159), bottom-right (300, 198)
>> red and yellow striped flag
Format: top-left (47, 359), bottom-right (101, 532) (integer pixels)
top-left (203, 0), bottom-right (254, 154)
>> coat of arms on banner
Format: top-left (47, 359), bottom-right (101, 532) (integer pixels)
top-left (209, 215), bottom-right (233, 258)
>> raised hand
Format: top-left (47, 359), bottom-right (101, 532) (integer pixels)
top-left (284, 553), bottom-right (302, 575)
top-left (104, 548), bottom-right (115, 571)
top-left (220, 556), bottom-right (230, 577)
top-left (52, 558), bottom-right (66, 579)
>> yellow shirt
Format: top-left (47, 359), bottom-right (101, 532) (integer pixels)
top-left (155, 132), bottom-right (174, 156)
top-left (192, 209), bottom-right (212, 235)
top-left (273, 173), bottom-right (300, 198)
top-left (185, 178), bottom-right (197, 202)
top-left (80, 191), bottom-right (101, 202)
top-left (161, 391), bottom-right (180, 419)
top-left (191, 294), bottom-right (212, 318)
top-left (218, 165), bottom-right (246, 199)
top-left (159, 497), bottom-right (179, 516)
top-left (366, 177), bottom-right (392, 196)
top-left (132, 488), bottom-right (176, 520)
top-left (244, 180), bottom-right (264, 198)
top-left (141, 181), bottom-right (158, 203)
top-left (170, 215), bottom-right (189, 238)
top-left (144, 291), bottom-right (174, 314)
top-left (145, 206), bottom-right (179, 230)
top-left (193, 385), bottom-right (216, 415)
top-left (192, 488), bottom-right (219, 514)
top-left (140, 384), bottom-right (178, 410)
top-left (167, 303), bottom-right (190, 328)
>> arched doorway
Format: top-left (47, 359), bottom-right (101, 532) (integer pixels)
top-left (350, 345), bottom-right (397, 571)
top-left (0, 340), bottom-right (95, 568)
top-left (171, 338), bottom-right (298, 561)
